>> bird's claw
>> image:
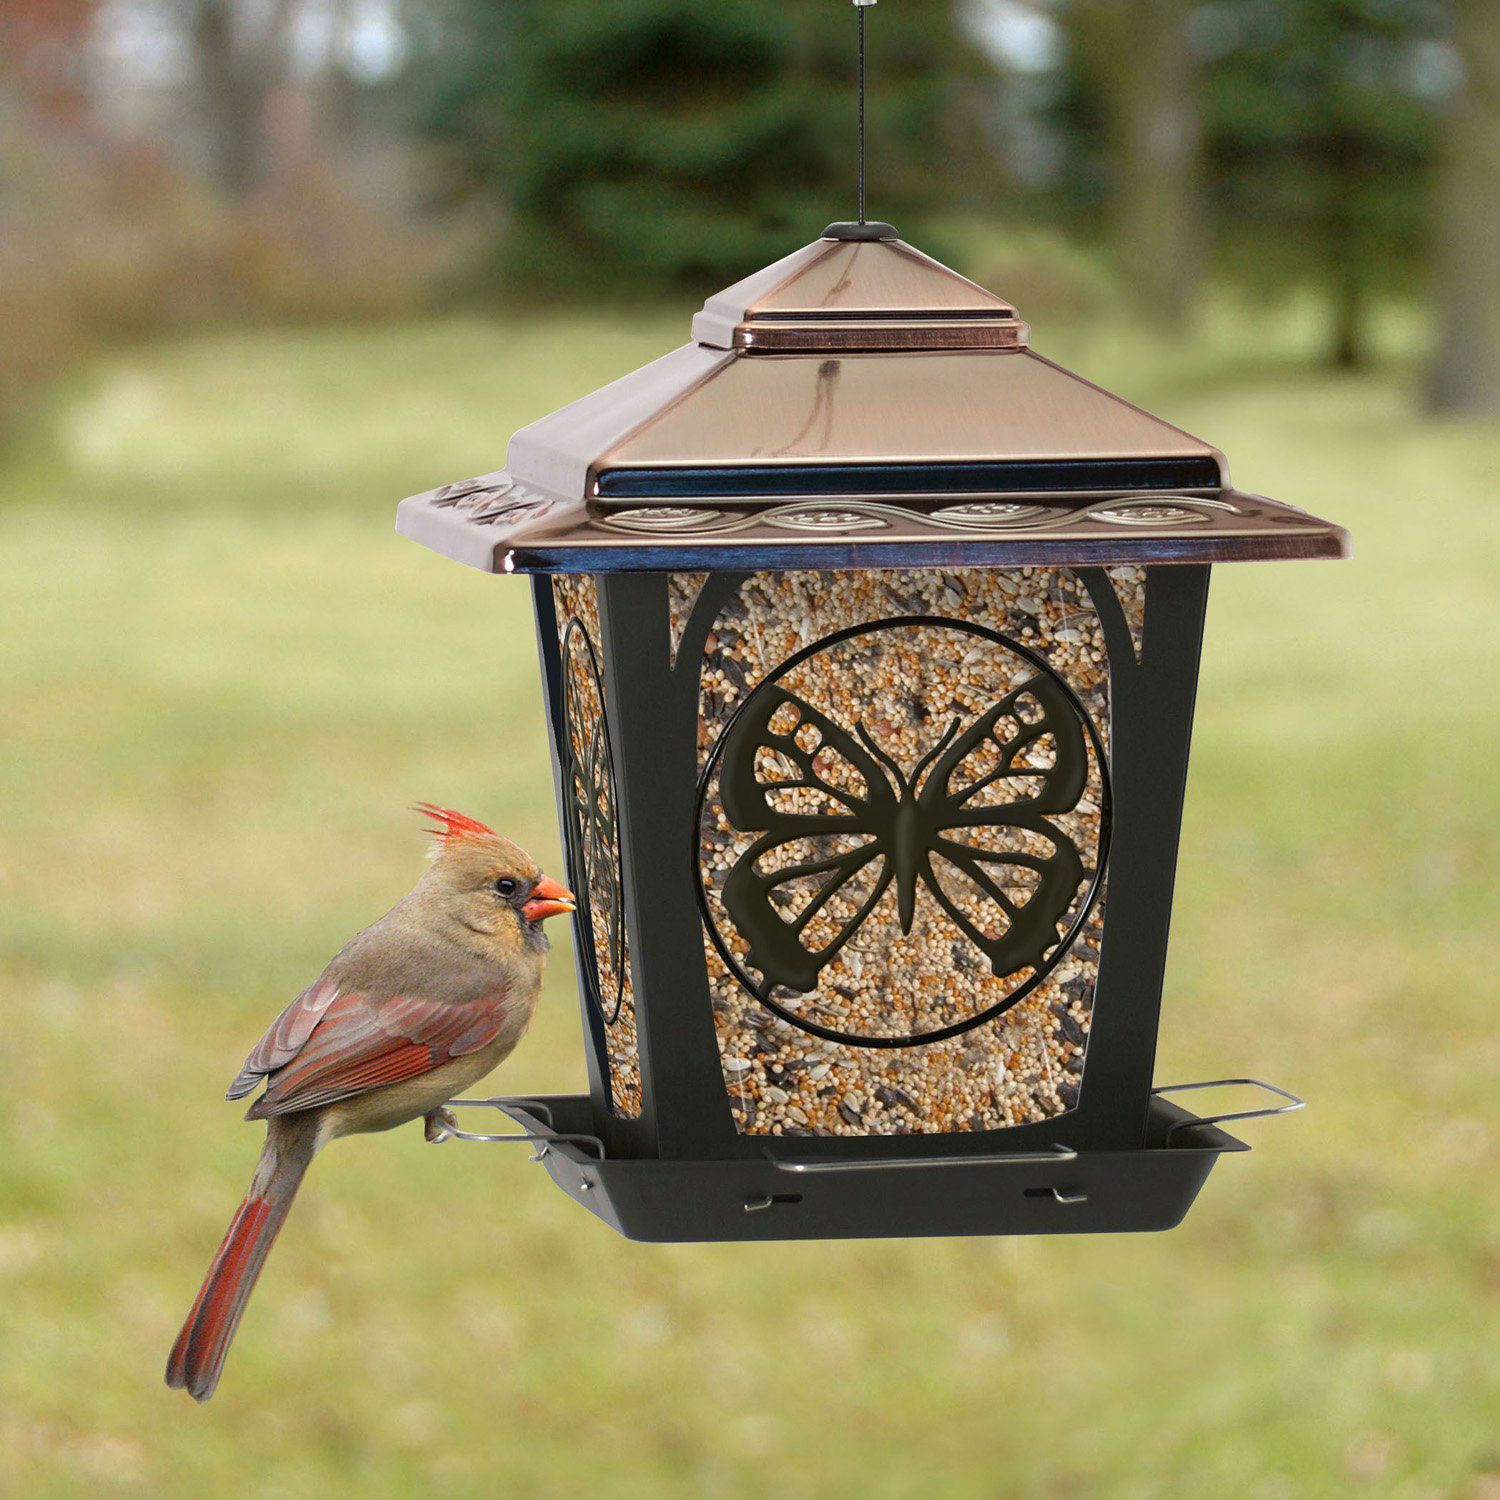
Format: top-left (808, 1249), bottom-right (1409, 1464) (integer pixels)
top-left (424, 1107), bottom-right (458, 1144)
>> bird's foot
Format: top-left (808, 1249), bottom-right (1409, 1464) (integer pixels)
top-left (424, 1107), bottom-right (458, 1144)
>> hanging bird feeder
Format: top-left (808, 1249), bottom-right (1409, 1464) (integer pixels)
top-left (395, 5), bottom-right (1347, 1241)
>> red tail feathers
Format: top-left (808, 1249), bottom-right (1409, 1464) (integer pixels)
top-left (166, 1126), bottom-right (313, 1402)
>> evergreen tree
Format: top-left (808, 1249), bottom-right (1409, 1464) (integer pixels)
top-left (1199, 0), bottom-right (1448, 368)
top-left (1057, 0), bottom-right (1204, 331)
top-left (421, 0), bottom-right (987, 291)
top-left (1042, 0), bottom-right (1449, 365)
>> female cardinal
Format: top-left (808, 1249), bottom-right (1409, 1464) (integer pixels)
top-left (165, 805), bottom-right (575, 1402)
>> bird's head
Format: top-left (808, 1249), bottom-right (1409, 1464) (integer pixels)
top-left (412, 804), bottom-right (575, 956)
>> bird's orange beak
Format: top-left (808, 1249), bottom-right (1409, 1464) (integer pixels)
top-left (522, 874), bottom-right (576, 924)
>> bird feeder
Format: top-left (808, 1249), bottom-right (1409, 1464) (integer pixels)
top-left (396, 220), bottom-right (1348, 1240)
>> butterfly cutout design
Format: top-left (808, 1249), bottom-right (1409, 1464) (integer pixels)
top-left (716, 669), bottom-right (1094, 1000)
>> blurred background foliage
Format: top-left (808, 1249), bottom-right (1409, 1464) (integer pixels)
top-left (2, 0), bottom-right (1497, 425)
top-left (421, 0), bottom-right (988, 285)
top-left (1, 3), bottom-right (1498, 1497)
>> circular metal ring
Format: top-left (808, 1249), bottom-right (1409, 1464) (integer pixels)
top-left (693, 614), bottom-right (1112, 1048)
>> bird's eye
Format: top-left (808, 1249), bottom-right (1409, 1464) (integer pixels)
top-left (494, 876), bottom-right (519, 898)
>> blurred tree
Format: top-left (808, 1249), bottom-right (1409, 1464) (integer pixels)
top-left (0, 0), bottom-right (102, 128)
top-left (1199, 0), bottom-right (1448, 369)
top-left (421, 0), bottom-right (988, 291)
top-left (1425, 0), bottom-right (1500, 415)
top-left (176, 0), bottom-right (304, 200)
top-left (1045, 0), bottom-right (1449, 364)
top-left (1062, 0), bottom-right (1203, 330)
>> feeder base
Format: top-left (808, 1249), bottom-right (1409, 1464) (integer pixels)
top-left (484, 1095), bottom-right (1254, 1242)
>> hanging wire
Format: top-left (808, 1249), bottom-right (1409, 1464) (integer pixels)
top-left (857, 2), bottom-right (867, 224)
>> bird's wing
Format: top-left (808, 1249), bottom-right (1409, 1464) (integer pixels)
top-left (232, 986), bottom-right (512, 1119)
top-left (226, 973), bottom-right (343, 1101)
top-left (244, 987), bottom-right (511, 1118)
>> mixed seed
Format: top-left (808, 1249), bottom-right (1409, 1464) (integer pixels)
top-left (552, 574), bottom-right (642, 1119)
top-left (679, 567), bottom-right (1122, 1137)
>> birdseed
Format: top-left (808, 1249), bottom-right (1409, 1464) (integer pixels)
top-left (678, 567), bottom-right (1116, 1137)
top-left (552, 573), bottom-right (642, 1118)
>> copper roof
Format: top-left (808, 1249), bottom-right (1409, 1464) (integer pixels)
top-left (397, 229), bottom-right (1348, 574)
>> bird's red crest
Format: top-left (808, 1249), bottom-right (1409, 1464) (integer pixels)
top-left (413, 803), bottom-right (496, 845)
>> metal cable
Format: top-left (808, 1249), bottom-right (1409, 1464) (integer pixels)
top-left (857, 4), bottom-right (866, 223)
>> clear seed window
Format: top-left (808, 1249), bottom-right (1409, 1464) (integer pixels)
top-left (690, 568), bottom-right (1113, 1136)
top-left (552, 573), bottom-right (641, 1118)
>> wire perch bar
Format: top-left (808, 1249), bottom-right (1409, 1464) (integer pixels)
top-left (433, 1097), bottom-right (607, 1162)
top-left (1151, 1077), bottom-right (1306, 1146)
top-left (433, 1083), bottom-right (1302, 1162)
top-left (765, 1142), bottom-right (1078, 1175)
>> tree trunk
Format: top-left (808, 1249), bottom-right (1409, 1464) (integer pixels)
top-left (187, 0), bottom-right (299, 202)
top-left (320, 0), bottom-right (359, 148)
top-left (190, 1), bottom-right (258, 198)
top-left (1331, 269), bottom-right (1364, 371)
top-left (1425, 0), bottom-right (1500, 416)
top-left (1325, 135), bottom-right (1367, 371)
top-left (1076, 0), bottom-right (1202, 331)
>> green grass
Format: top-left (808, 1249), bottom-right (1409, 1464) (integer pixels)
top-left (1, 301), bottom-right (1497, 1500)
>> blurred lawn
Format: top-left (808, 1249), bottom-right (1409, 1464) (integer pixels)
top-left (1, 301), bottom-right (1497, 1500)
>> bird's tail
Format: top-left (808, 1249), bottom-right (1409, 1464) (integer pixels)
top-left (165, 1115), bottom-right (317, 1402)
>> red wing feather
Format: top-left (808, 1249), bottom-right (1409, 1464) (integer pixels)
top-left (239, 986), bottom-right (510, 1119)
top-left (226, 974), bottom-right (343, 1100)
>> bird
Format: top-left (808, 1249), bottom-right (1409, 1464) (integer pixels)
top-left (165, 804), bottom-right (575, 1402)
